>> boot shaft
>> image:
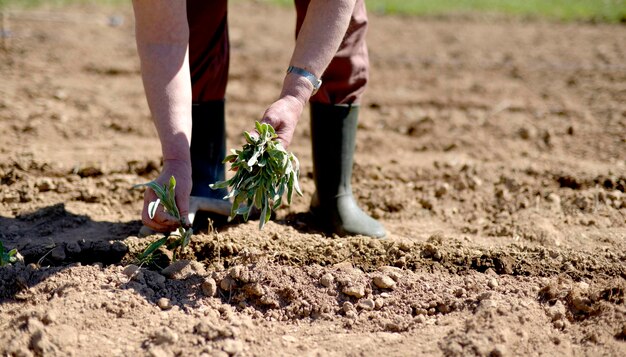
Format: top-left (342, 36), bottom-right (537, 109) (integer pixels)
top-left (190, 100), bottom-right (226, 198)
top-left (310, 103), bottom-right (359, 200)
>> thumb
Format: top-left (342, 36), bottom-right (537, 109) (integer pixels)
top-left (177, 194), bottom-right (191, 228)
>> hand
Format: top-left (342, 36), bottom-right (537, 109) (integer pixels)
top-left (259, 95), bottom-right (305, 148)
top-left (141, 159), bottom-right (192, 232)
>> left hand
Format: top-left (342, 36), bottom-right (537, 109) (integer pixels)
top-left (259, 95), bottom-right (305, 148)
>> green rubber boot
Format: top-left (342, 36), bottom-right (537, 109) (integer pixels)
top-left (310, 103), bottom-right (386, 238)
top-left (190, 100), bottom-right (228, 230)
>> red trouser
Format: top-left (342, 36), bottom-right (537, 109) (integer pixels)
top-left (187, 0), bottom-right (369, 105)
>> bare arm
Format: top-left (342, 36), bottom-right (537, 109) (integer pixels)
top-left (262, 0), bottom-right (356, 147)
top-left (133, 0), bottom-right (192, 231)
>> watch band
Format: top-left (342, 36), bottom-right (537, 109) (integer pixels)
top-left (287, 66), bottom-right (322, 95)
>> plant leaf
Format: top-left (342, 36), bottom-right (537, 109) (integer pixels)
top-left (148, 199), bottom-right (160, 219)
top-left (138, 236), bottom-right (167, 261)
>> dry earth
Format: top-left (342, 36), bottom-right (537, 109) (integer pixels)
top-left (1, 2), bottom-right (625, 356)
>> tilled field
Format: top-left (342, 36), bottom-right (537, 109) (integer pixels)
top-left (0, 2), bottom-right (625, 356)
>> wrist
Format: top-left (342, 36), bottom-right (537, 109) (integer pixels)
top-left (281, 72), bottom-right (315, 105)
top-left (162, 158), bottom-right (192, 175)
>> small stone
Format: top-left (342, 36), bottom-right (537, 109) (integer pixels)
top-left (320, 273), bottom-right (335, 287)
top-left (454, 288), bottom-right (466, 298)
top-left (548, 301), bottom-right (566, 322)
top-left (42, 311), bottom-right (57, 325)
top-left (374, 298), bottom-right (384, 310)
top-left (221, 339), bottom-right (243, 355)
top-left (50, 245), bottom-right (66, 261)
top-left (65, 242), bottom-right (81, 254)
top-left (201, 278), bottom-right (218, 297)
top-left (358, 298), bottom-right (375, 311)
top-left (157, 298), bottom-right (172, 310)
top-left (36, 178), bottom-right (56, 192)
top-left (378, 266), bottom-right (403, 281)
top-left (342, 284), bottom-right (366, 298)
top-left (153, 327), bottom-right (179, 345)
top-left (373, 275), bottom-right (396, 289)
top-left (229, 266), bottom-right (245, 280)
top-left (122, 264), bottom-right (141, 278)
top-left (220, 277), bottom-right (236, 291)
top-left (488, 278), bottom-right (499, 289)
top-left (162, 260), bottom-right (206, 280)
top-left (342, 301), bottom-right (355, 313)
top-left (244, 283), bottom-right (265, 297)
top-left (480, 299), bottom-right (498, 310)
top-left (414, 315), bottom-right (426, 324)
top-left (484, 268), bottom-right (497, 276)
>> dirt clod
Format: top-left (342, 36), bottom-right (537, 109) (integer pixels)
top-left (202, 277), bottom-right (218, 297)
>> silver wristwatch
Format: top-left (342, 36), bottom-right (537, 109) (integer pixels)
top-left (287, 66), bottom-right (322, 95)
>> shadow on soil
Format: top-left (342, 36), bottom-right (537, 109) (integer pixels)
top-left (0, 203), bottom-right (139, 265)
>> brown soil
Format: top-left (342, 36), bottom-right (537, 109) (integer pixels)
top-left (1, 2), bottom-right (625, 356)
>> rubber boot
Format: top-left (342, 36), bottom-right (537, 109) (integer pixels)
top-left (310, 103), bottom-right (386, 238)
top-left (190, 100), bottom-right (228, 231)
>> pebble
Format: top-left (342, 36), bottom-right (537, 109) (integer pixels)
top-left (201, 278), bottom-right (218, 297)
top-left (42, 311), bottom-right (57, 325)
top-left (220, 277), bottom-right (236, 291)
top-left (342, 301), bottom-right (355, 313)
top-left (320, 273), bottom-right (335, 287)
top-left (162, 260), bottom-right (206, 280)
top-left (373, 275), bottom-right (396, 289)
top-left (378, 266), bottom-right (403, 281)
top-left (374, 298), bottom-right (384, 309)
top-left (488, 278), bottom-right (499, 289)
top-left (358, 298), bottom-right (375, 311)
top-left (122, 264), bottom-right (141, 278)
top-left (548, 301), bottom-right (566, 322)
top-left (342, 284), bottom-right (366, 298)
top-left (221, 339), bottom-right (243, 355)
top-left (153, 327), bottom-right (179, 345)
top-left (157, 298), bottom-right (172, 310)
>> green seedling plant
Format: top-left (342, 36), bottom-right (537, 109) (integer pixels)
top-left (211, 121), bottom-right (302, 229)
top-left (0, 241), bottom-right (18, 267)
top-left (135, 176), bottom-right (192, 264)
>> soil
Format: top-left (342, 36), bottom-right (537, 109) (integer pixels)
top-left (1, 2), bottom-right (625, 356)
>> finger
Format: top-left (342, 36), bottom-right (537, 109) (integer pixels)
top-left (143, 211), bottom-right (180, 232)
top-left (142, 205), bottom-right (180, 232)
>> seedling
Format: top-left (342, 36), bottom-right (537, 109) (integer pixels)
top-left (135, 176), bottom-right (192, 263)
top-left (0, 241), bottom-right (18, 267)
top-left (211, 121), bottom-right (302, 229)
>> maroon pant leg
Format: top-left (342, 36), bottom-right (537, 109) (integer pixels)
top-left (294, 0), bottom-right (370, 105)
top-left (187, 0), bottom-right (229, 103)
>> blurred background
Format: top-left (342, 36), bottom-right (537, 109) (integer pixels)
top-left (1, 0), bottom-right (625, 22)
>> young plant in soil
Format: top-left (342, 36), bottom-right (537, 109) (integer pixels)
top-left (135, 176), bottom-right (192, 264)
top-left (0, 241), bottom-right (18, 267)
top-left (211, 121), bottom-right (302, 229)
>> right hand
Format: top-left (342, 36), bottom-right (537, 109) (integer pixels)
top-left (141, 159), bottom-right (192, 232)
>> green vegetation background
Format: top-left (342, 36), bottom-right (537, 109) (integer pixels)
top-left (0, 0), bottom-right (624, 23)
